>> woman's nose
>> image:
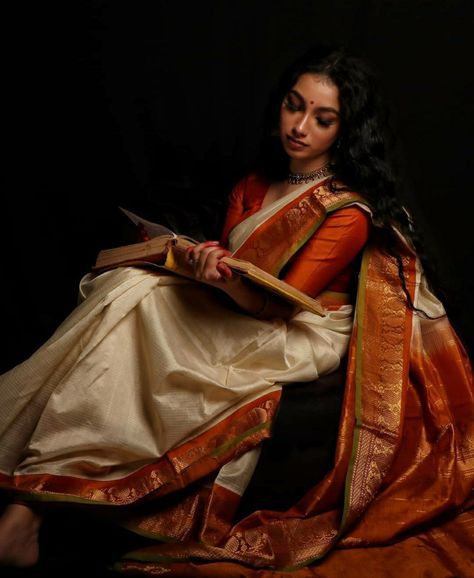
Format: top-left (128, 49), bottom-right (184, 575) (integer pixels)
top-left (292, 113), bottom-right (310, 137)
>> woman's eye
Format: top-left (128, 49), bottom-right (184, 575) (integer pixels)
top-left (284, 99), bottom-right (301, 112)
top-left (316, 118), bottom-right (334, 127)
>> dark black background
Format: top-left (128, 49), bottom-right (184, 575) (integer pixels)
top-left (2, 0), bottom-right (473, 372)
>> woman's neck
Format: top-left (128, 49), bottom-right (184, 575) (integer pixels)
top-left (289, 156), bottom-right (330, 174)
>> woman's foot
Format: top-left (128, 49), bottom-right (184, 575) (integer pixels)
top-left (0, 503), bottom-right (41, 567)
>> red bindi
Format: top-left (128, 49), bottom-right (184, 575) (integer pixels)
top-left (310, 100), bottom-right (314, 104)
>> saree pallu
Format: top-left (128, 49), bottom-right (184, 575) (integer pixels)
top-left (115, 243), bottom-right (474, 576)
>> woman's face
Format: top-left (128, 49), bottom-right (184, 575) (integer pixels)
top-left (279, 73), bottom-right (340, 171)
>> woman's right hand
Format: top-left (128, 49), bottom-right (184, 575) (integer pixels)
top-left (186, 241), bottom-right (295, 320)
top-left (186, 241), bottom-right (235, 287)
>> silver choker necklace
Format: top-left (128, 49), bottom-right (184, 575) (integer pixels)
top-left (288, 164), bottom-right (331, 185)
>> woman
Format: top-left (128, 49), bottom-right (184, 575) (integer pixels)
top-left (0, 46), bottom-right (472, 576)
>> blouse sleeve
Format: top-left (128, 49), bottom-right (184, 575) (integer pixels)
top-left (220, 179), bottom-right (247, 246)
top-left (282, 206), bottom-right (371, 298)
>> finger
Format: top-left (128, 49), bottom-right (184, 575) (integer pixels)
top-left (194, 247), bottom-right (224, 279)
top-left (216, 262), bottom-right (233, 279)
top-left (196, 246), bottom-right (221, 278)
top-left (185, 246), bottom-right (194, 263)
top-left (200, 249), bottom-right (232, 281)
top-left (215, 249), bottom-right (233, 279)
top-left (190, 241), bottom-right (220, 264)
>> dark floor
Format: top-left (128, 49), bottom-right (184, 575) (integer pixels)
top-left (1, 509), bottom-right (140, 578)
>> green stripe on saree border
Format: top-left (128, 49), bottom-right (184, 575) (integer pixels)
top-left (274, 196), bottom-right (364, 276)
top-left (8, 422), bottom-right (271, 507)
top-left (10, 490), bottom-right (118, 506)
top-left (210, 421), bottom-right (271, 458)
top-left (283, 245), bottom-right (413, 573)
top-left (326, 195), bottom-right (370, 535)
top-left (275, 215), bottom-right (325, 276)
top-left (118, 554), bottom-right (323, 573)
top-left (108, 422), bottom-right (272, 544)
top-left (120, 524), bottom-right (179, 543)
top-left (319, 290), bottom-right (351, 302)
top-left (117, 553), bottom-right (187, 564)
top-left (278, 249), bottom-right (371, 572)
top-left (340, 247), bottom-right (368, 529)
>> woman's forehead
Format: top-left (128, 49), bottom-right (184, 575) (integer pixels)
top-left (290, 73), bottom-right (339, 109)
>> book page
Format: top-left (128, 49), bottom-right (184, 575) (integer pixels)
top-left (119, 207), bottom-right (177, 239)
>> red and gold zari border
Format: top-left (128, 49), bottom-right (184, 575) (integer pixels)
top-left (341, 243), bottom-right (416, 529)
top-left (112, 244), bottom-right (474, 575)
top-left (117, 508), bottom-right (474, 577)
top-left (233, 180), bottom-right (364, 276)
top-left (110, 242), bottom-right (474, 578)
top-left (0, 391), bottom-right (281, 506)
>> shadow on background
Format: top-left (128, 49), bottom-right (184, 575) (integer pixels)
top-left (2, 1), bottom-right (472, 371)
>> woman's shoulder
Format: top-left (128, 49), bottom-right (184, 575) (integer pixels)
top-left (233, 171), bottom-right (270, 191)
top-left (230, 171), bottom-right (270, 205)
top-left (326, 204), bottom-right (372, 229)
top-left (314, 177), bottom-right (372, 233)
top-left (319, 177), bottom-right (371, 211)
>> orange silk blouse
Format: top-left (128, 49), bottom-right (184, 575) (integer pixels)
top-left (221, 173), bottom-right (371, 298)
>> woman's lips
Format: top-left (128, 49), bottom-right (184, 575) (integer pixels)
top-left (287, 135), bottom-right (308, 150)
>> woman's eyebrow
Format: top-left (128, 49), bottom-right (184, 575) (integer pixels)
top-left (289, 89), bottom-right (340, 116)
top-left (316, 106), bottom-right (340, 116)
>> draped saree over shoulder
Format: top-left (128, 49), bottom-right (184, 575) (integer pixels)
top-left (1, 176), bottom-right (473, 576)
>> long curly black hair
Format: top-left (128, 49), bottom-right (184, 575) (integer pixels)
top-left (256, 44), bottom-right (438, 314)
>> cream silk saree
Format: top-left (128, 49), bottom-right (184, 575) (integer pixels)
top-left (0, 174), bottom-right (356, 497)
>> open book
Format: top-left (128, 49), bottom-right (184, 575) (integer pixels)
top-left (93, 208), bottom-right (325, 316)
